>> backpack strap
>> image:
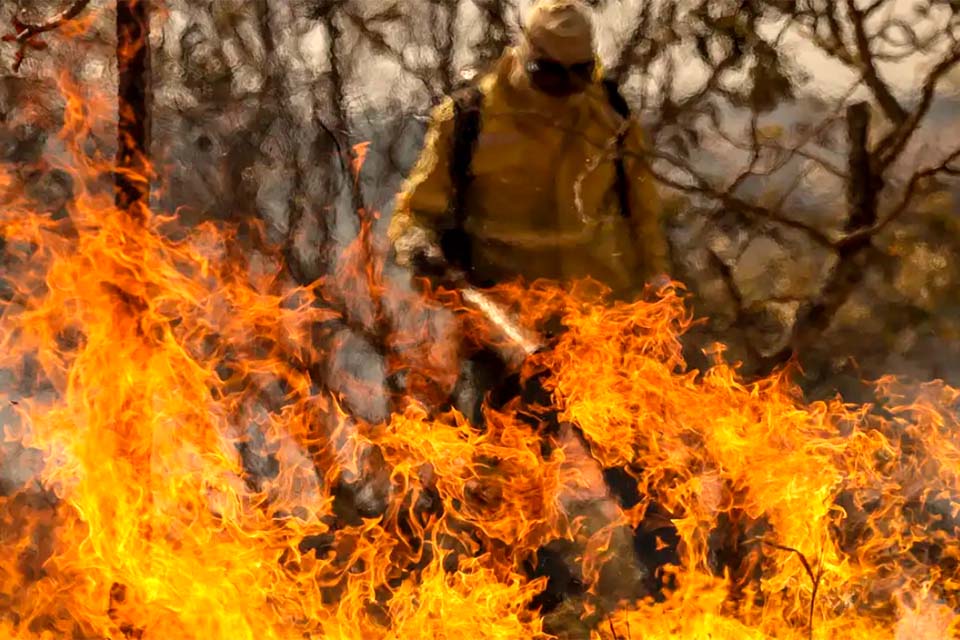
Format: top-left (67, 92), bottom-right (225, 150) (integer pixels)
top-left (441, 83), bottom-right (484, 273)
top-left (602, 77), bottom-right (632, 220)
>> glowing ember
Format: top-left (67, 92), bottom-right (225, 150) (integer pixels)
top-left (1, 74), bottom-right (959, 640)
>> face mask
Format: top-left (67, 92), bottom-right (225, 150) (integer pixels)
top-left (525, 57), bottom-right (595, 98)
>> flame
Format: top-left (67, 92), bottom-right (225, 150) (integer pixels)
top-left (351, 142), bottom-right (371, 189)
top-left (0, 72), bottom-right (958, 640)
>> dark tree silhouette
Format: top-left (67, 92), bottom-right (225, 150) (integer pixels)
top-left (115, 0), bottom-right (152, 218)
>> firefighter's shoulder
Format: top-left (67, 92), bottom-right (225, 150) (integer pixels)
top-left (427, 97), bottom-right (456, 124)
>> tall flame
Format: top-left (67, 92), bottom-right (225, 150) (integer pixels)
top-left (0, 76), bottom-right (958, 640)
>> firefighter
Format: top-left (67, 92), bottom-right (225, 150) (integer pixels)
top-left (387, 1), bottom-right (667, 637)
top-left (387, 0), bottom-right (668, 298)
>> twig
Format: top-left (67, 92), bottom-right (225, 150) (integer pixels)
top-left (863, 0), bottom-right (888, 19)
top-left (874, 18), bottom-right (947, 58)
top-left (725, 110), bottom-right (762, 195)
top-left (760, 539), bottom-right (823, 640)
top-left (3, 1), bottom-right (93, 71)
top-left (647, 148), bottom-right (837, 249)
top-left (10, 1), bottom-right (92, 38)
top-left (875, 43), bottom-right (960, 170)
top-left (823, 1), bottom-right (854, 65)
top-left (608, 616), bottom-right (620, 640)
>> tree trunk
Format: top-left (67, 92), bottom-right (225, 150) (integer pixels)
top-left (115, 0), bottom-right (151, 218)
top-left (763, 102), bottom-right (884, 372)
top-left (845, 102), bottom-right (879, 232)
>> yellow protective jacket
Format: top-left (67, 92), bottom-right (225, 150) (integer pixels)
top-left (388, 48), bottom-right (668, 299)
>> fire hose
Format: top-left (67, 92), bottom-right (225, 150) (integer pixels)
top-left (411, 248), bottom-right (546, 369)
top-left (442, 267), bottom-right (546, 369)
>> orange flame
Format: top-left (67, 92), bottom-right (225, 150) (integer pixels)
top-left (0, 75), bottom-right (958, 640)
top-left (351, 141), bottom-right (371, 189)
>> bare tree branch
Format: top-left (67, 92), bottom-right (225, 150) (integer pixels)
top-left (10, 1), bottom-right (92, 39)
top-left (648, 149), bottom-right (837, 249)
top-left (429, 0), bottom-right (458, 94)
top-left (876, 42), bottom-right (960, 169)
top-left (846, 0), bottom-right (909, 125)
top-left (341, 7), bottom-right (436, 97)
top-left (725, 111), bottom-right (763, 195)
top-left (838, 145), bottom-right (960, 251)
top-left (4, 0), bottom-right (93, 71)
top-left (822, 1), bottom-right (855, 64)
top-left (759, 539), bottom-right (823, 640)
top-left (863, 0), bottom-right (889, 19)
top-left (874, 18), bottom-right (947, 57)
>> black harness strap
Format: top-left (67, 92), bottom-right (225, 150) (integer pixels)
top-left (601, 76), bottom-right (632, 221)
top-left (441, 84), bottom-right (484, 273)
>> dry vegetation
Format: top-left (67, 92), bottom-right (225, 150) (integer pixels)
top-left (0, 2), bottom-right (959, 639)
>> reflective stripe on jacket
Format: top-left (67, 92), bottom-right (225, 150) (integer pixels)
top-left (388, 47), bottom-right (668, 299)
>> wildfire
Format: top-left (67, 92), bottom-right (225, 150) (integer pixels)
top-left (0, 74), bottom-right (958, 640)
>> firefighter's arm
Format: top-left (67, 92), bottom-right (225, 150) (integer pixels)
top-left (387, 97), bottom-right (457, 269)
top-left (622, 120), bottom-right (669, 282)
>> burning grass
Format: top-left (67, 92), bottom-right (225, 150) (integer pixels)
top-left (0, 79), bottom-right (958, 640)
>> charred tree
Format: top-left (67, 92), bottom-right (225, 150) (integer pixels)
top-left (844, 103), bottom-right (879, 233)
top-left (767, 102), bottom-right (883, 366)
top-left (114, 0), bottom-right (151, 219)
